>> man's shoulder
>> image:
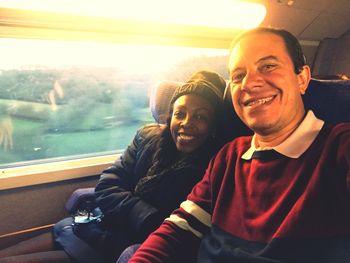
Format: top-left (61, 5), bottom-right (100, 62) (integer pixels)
top-left (216, 135), bottom-right (253, 158)
top-left (316, 122), bottom-right (350, 154)
top-left (326, 122), bottom-right (350, 139)
top-left (222, 135), bottom-right (252, 148)
top-left (331, 122), bottom-right (350, 130)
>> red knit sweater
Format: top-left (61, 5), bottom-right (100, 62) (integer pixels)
top-left (130, 123), bottom-right (350, 263)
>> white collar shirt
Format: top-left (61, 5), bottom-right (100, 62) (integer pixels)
top-left (242, 110), bottom-right (325, 160)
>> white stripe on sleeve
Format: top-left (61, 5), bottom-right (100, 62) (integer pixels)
top-left (180, 200), bottom-right (211, 227)
top-left (165, 214), bottom-right (203, 238)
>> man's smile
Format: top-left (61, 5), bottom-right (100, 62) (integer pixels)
top-left (242, 95), bottom-right (277, 108)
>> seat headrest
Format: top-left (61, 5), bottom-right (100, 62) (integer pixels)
top-left (221, 86), bottom-right (253, 142)
top-left (149, 81), bottom-right (181, 124)
top-left (303, 78), bottom-right (350, 124)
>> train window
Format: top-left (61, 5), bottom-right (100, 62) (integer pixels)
top-left (0, 38), bottom-right (229, 168)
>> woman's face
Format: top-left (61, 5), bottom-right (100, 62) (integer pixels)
top-left (170, 94), bottom-right (216, 153)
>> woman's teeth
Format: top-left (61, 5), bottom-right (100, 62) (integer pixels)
top-left (179, 134), bottom-right (195, 141)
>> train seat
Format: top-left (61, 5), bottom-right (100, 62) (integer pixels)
top-left (149, 80), bottom-right (181, 124)
top-left (303, 78), bottom-right (350, 123)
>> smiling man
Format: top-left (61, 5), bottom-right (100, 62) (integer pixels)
top-left (129, 27), bottom-right (350, 263)
top-left (229, 31), bottom-right (309, 143)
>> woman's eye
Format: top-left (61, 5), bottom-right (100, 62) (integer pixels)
top-left (195, 114), bottom-right (208, 121)
top-left (173, 111), bottom-right (185, 119)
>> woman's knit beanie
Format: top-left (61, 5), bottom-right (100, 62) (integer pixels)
top-left (170, 70), bottom-right (226, 109)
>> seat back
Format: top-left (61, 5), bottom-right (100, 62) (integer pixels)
top-left (303, 78), bottom-right (350, 124)
top-left (149, 81), bottom-right (181, 124)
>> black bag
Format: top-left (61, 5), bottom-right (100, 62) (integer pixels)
top-left (72, 207), bottom-right (111, 249)
top-left (54, 203), bottom-right (117, 263)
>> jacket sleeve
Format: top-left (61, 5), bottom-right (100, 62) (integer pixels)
top-left (95, 126), bottom-right (161, 232)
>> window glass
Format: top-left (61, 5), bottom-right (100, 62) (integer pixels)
top-left (0, 38), bottom-right (229, 167)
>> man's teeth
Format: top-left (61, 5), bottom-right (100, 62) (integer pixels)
top-left (247, 96), bottom-right (274, 106)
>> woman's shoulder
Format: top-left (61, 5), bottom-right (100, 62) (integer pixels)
top-left (137, 124), bottom-right (166, 140)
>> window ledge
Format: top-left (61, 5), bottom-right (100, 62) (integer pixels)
top-left (0, 154), bottom-right (118, 190)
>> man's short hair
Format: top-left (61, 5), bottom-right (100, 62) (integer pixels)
top-left (229, 27), bottom-right (306, 74)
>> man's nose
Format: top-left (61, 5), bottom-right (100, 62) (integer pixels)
top-left (241, 70), bottom-right (264, 92)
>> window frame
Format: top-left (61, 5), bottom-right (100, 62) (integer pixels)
top-left (0, 7), bottom-right (238, 48)
top-left (0, 154), bottom-right (117, 190)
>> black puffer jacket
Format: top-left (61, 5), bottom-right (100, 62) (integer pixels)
top-left (95, 124), bottom-right (213, 245)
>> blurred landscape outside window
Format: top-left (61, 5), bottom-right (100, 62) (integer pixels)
top-left (0, 38), bottom-right (228, 167)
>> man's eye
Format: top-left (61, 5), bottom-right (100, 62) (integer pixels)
top-left (231, 73), bottom-right (245, 83)
top-left (261, 64), bottom-right (277, 72)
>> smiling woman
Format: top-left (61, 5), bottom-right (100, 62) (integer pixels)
top-left (0, 70), bottom-right (228, 263)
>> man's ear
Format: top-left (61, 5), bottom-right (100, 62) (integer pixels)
top-left (297, 65), bottom-right (311, 95)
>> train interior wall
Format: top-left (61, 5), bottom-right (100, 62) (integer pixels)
top-left (0, 175), bottom-right (99, 249)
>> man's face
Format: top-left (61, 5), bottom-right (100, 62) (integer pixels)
top-left (228, 32), bottom-right (310, 137)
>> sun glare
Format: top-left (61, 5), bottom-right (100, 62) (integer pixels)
top-left (0, 38), bottom-right (228, 72)
top-left (0, 0), bottom-right (266, 29)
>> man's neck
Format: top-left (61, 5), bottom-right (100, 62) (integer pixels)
top-left (255, 114), bottom-right (306, 149)
top-left (256, 130), bottom-right (295, 149)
